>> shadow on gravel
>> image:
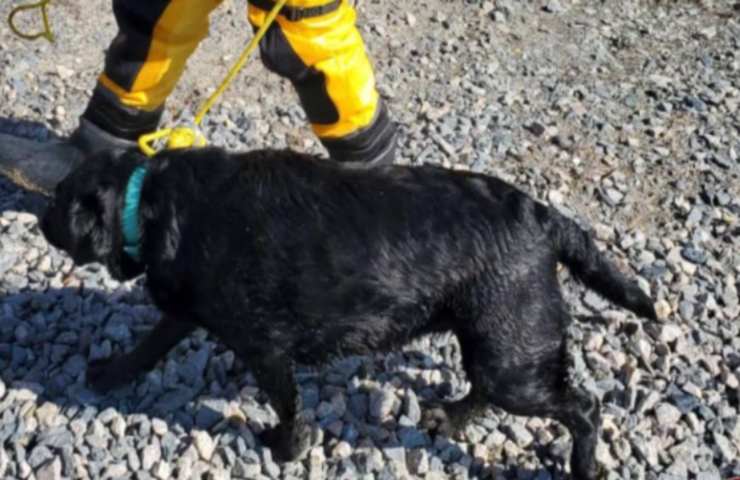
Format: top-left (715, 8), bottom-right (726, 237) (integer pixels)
top-left (0, 179), bottom-right (48, 218)
top-left (1, 277), bottom-right (567, 477)
top-left (0, 116), bottom-right (55, 217)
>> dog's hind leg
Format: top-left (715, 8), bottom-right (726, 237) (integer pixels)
top-left (86, 315), bottom-right (196, 392)
top-left (472, 340), bottom-right (600, 480)
top-left (424, 334), bottom-right (489, 436)
top-left (250, 356), bottom-right (313, 462)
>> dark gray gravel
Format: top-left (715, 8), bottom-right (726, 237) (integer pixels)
top-left (2, 0), bottom-right (740, 479)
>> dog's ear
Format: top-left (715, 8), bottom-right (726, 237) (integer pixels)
top-left (68, 183), bottom-right (119, 263)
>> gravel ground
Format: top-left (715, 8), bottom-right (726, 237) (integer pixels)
top-left (1, 0), bottom-right (740, 479)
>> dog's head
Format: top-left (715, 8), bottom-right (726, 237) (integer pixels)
top-left (41, 149), bottom-right (146, 281)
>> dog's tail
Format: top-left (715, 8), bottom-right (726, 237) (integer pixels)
top-left (549, 209), bottom-right (657, 320)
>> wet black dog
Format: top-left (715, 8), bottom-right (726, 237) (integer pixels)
top-left (41, 147), bottom-right (656, 479)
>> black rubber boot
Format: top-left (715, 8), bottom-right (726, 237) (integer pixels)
top-left (321, 101), bottom-right (399, 168)
top-left (0, 87), bottom-right (162, 196)
top-left (0, 119), bottom-right (134, 196)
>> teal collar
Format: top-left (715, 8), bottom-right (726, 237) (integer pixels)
top-left (121, 165), bottom-right (148, 262)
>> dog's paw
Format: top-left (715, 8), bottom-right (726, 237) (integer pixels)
top-left (421, 405), bottom-right (458, 438)
top-left (572, 456), bottom-right (602, 480)
top-left (260, 426), bottom-right (294, 462)
top-left (421, 401), bottom-right (475, 440)
top-left (86, 358), bottom-right (135, 392)
top-left (260, 423), bottom-right (312, 463)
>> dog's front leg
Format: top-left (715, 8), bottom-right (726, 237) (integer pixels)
top-left (87, 315), bottom-right (196, 392)
top-left (250, 356), bottom-right (313, 462)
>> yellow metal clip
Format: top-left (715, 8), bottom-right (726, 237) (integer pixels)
top-left (138, 127), bottom-right (207, 158)
top-left (8, 0), bottom-right (54, 42)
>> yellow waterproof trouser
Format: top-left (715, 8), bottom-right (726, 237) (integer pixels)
top-left (95, 0), bottom-right (382, 144)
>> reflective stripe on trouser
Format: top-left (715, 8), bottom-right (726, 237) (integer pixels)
top-left (99, 0), bottom-right (223, 111)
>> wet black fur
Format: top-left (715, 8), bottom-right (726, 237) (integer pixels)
top-left (41, 147), bottom-right (657, 479)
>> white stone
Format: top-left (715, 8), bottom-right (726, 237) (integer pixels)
top-left (655, 403), bottom-right (682, 427)
top-left (153, 461), bottom-right (172, 480)
top-left (192, 430), bottom-right (215, 461)
top-left (331, 441), bottom-right (352, 459)
top-left (152, 418), bottom-right (168, 436)
top-left (659, 323), bottom-right (682, 344)
top-left (35, 402), bottom-right (60, 427)
top-left (102, 463), bottom-right (127, 479)
top-left (141, 441), bottom-right (161, 470)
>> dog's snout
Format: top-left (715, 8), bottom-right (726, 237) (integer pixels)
top-left (40, 205), bottom-right (60, 248)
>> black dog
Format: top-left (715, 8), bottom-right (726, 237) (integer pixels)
top-left (41, 147), bottom-right (656, 479)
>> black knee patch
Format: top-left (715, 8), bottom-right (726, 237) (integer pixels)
top-left (257, 24), bottom-right (339, 125)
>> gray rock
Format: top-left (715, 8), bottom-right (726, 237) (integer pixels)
top-left (583, 291), bottom-right (609, 312)
top-left (631, 435), bottom-right (659, 467)
top-left (369, 389), bottom-right (397, 421)
top-left (153, 387), bottom-right (195, 412)
top-left (696, 472), bottom-right (721, 480)
top-left (542, 0), bottom-right (566, 14)
top-left (659, 324), bottom-right (683, 344)
top-left (403, 389), bottom-right (422, 425)
top-left (302, 384), bottom-right (320, 410)
top-left (35, 458), bottom-right (61, 480)
top-left (308, 447), bottom-right (326, 480)
top-left (192, 431), bottom-right (215, 461)
top-left (233, 460), bottom-right (262, 479)
top-left (196, 401), bottom-right (226, 429)
top-left (712, 431), bottom-right (737, 462)
top-left (27, 446), bottom-right (54, 469)
top-left (243, 403), bottom-right (273, 428)
top-left (89, 340), bottom-right (112, 361)
top-left (103, 318), bottom-right (132, 343)
top-left (85, 434), bottom-right (108, 450)
top-left (407, 448), bottom-right (429, 475)
top-left (102, 463), bottom-right (127, 479)
top-left (398, 427), bottom-right (428, 449)
top-left (141, 440), bottom-right (162, 470)
top-left (382, 446), bottom-right (407, 471)
top-left (37, 427), bottom-right (74, 449)
top-left (179, 347), bottom-right (210, 381)
top-left (655, 403), bottom-right (682, 427)
top-left (152, 461), bottom-right (171, 480)
top-left (261, 449), bottom-right (280, 479)
top-left (0, 448), bottom-right (8, 478)
top-left (348, 393), bottom-right (368, 419)
top-left (505, 423), bottom-right (534, 447)
top-left (681, 245), bottom-right (707, 264)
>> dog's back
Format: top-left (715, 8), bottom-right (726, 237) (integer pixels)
top-left (156, 149), bottom-right (654, 356)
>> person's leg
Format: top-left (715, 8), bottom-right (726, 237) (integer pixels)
top-left (88, 0), bottom-right (225, 140)
top-left (248, 0), bottom-right (398, 166)
top-left (16, 0), bottom-right (223, 195)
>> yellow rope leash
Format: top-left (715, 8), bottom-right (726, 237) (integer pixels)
top-left (8, 0), bottom-right (54, 42)
top-left (138, 0), bottom-right (289, 157)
